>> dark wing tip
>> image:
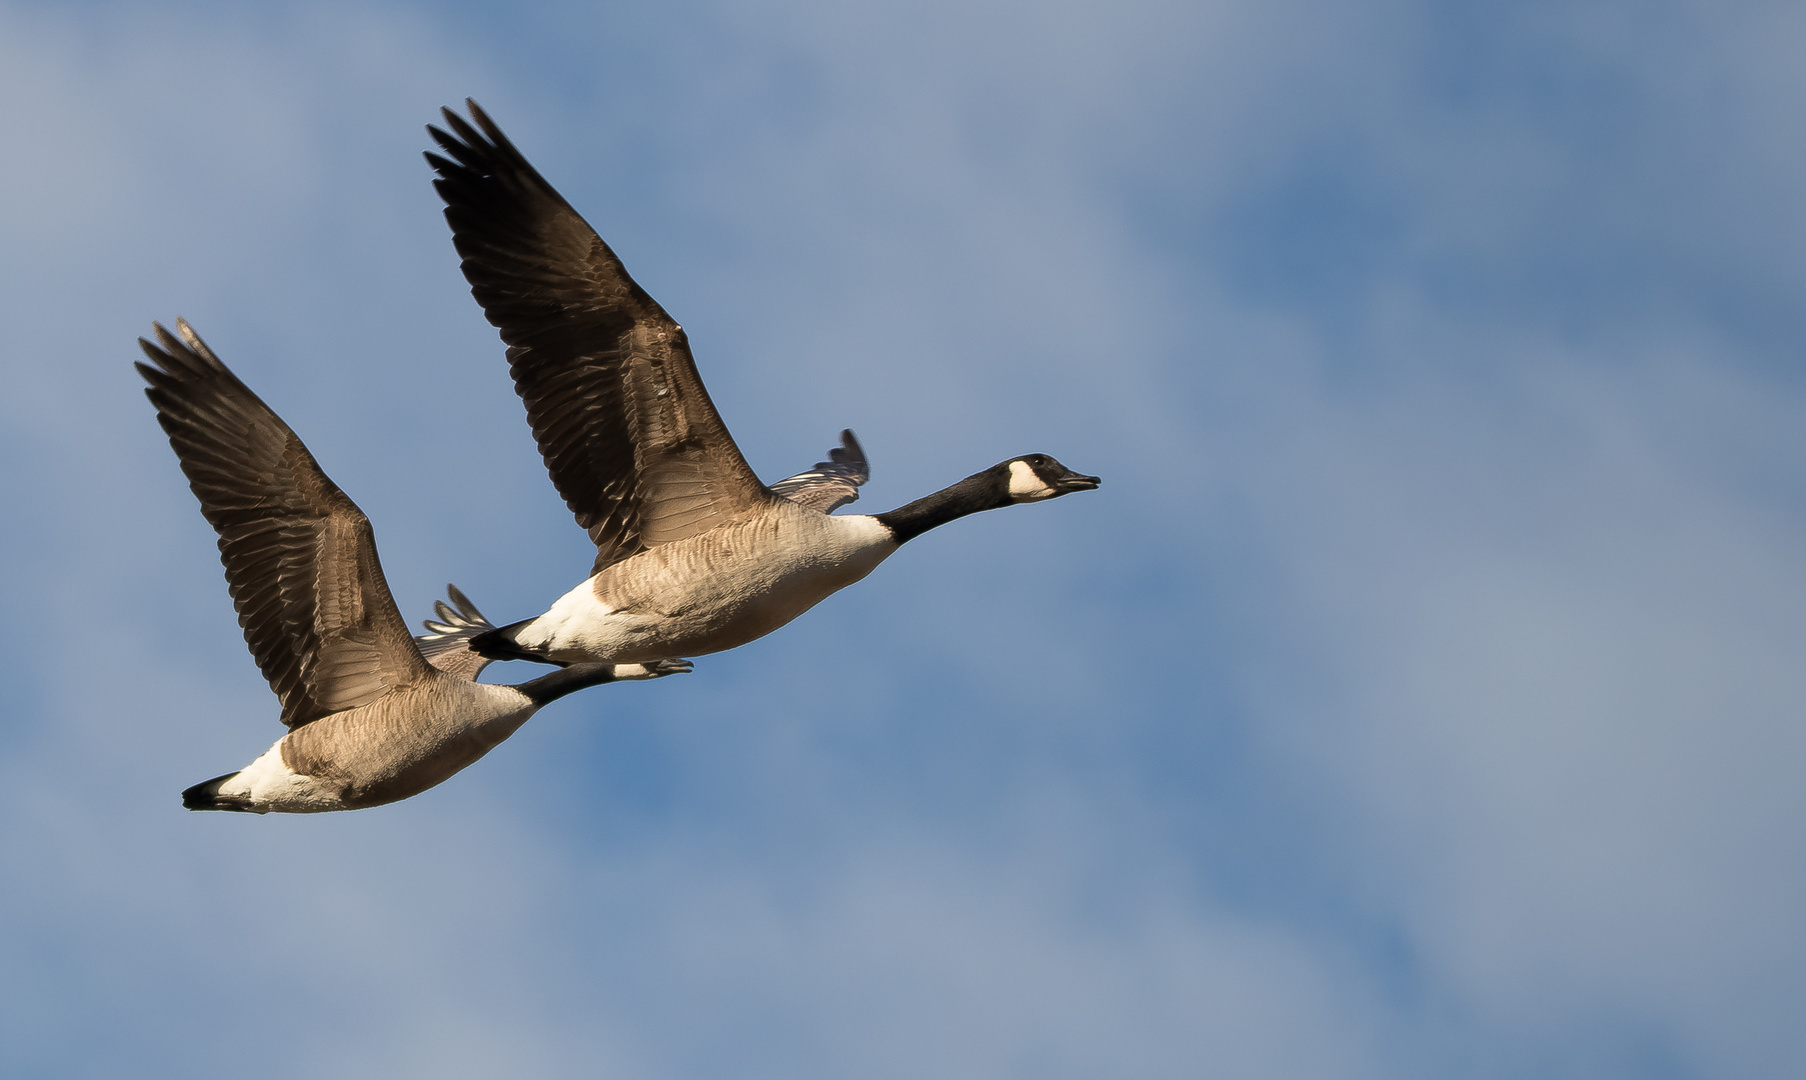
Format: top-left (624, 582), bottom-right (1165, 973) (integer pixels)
top-left (831, 429), bottom-right (868, 479)
top-left (430, 100), bottom-right (509, 156)
top-left (444, 582), bottom-right (481, 618)
top-left (136, 319), bottom-right (232, 392)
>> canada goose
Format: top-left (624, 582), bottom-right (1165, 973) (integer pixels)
top-left (138, 320), bottom-right (687, 814)
top-left (421, 101), bottom-right (1100, 669)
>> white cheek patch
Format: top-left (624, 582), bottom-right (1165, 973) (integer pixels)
top-left (1007, 460), bottom-right (1058, 501)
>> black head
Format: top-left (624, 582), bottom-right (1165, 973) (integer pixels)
top-left (1003, 454), bottom-right (1101, 502)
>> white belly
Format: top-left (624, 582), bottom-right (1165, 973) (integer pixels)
top-left (519, 510), bottom-right (897, 662)
top-left (218, 680), bottom-right (539, 812)
top-left (216, 740), bottom-right (343, 813)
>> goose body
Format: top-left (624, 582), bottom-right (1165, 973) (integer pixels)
top-left (422, 102), bottom-right (1099, 669)
top-left (516, 500), bottom-right (895, 664)
top-left (139, 320), bottom-right (683, 814)
top-left (202, 678), bottom-right (542, 813)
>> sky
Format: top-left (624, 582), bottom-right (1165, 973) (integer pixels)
top-left (1, 0), bottom-right (1803, 1076)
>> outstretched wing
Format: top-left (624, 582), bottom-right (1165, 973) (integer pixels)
top-left (768, 430), bottom-right (869, 514)
top-left (426, 100), bottom-right (772, 575)
top-left (137, 321), bottom-right (432, 729)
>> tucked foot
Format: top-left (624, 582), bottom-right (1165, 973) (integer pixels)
top-left (611, 658), bottom-right (694, 680)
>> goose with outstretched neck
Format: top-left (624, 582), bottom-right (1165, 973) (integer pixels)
top-left (416, 101), bottom-right (1101, 671)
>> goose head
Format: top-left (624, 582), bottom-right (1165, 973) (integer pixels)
top-left (874, 452), bottom-right (1101, 544)
top-left (1002, 454), bottom-right (1101, 503)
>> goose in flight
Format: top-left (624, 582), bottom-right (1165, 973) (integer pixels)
top-left (138, 320), bottom-right (685, 814)
top-left (422, 101), bottom-right (1100, 669)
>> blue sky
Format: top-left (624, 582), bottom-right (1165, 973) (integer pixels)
top-left (2, 0), bottom-right (1803, 1076)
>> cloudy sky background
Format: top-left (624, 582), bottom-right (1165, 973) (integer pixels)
top-left (2, 0), bottom-right (1803, 1076)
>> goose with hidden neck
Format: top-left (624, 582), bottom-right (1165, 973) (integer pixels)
top-left (419, 102), bottom-right (1100, 670)
top-left (139, 320), bottom-right (686, 814)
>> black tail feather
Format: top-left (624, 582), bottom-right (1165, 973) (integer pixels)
top-left (469, 619), bottom-right (562, 666)
top-left (182, 772), bottom-right (253, 812)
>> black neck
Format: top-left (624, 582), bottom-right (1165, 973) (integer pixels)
top-left (874, 468), bottom-right (1010, 545)
top-left (514, 662), bottom-right (619, 705)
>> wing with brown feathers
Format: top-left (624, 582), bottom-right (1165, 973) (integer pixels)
top-left (425, 100), bottom-right (771, 574)
top-left (137, 321), bottom-right (432, 729)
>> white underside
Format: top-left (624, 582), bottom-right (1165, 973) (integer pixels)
top-left (214, 681), bottom-right (541, 813)
top-left (530, 581), bottom-right (624, 646)
top-left (517, 509), bottom-right (898, 663)
top-left (217, 740), bottom-right (341, 814)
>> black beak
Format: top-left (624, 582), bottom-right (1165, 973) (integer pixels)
top-left (1056, 471), bottom-right (1101, 492)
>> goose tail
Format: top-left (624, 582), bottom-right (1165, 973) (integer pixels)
top-left (182, 772), bottom-right (253, 812)
top-left (465, 618), bottom-right (551, 665)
